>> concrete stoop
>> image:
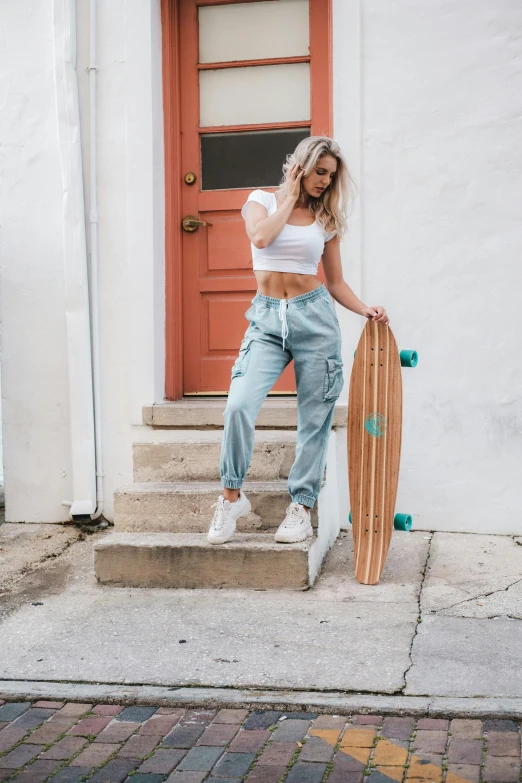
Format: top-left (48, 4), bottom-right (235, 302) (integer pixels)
top-left (114, 480), bottom-right (318, 533)
top-left (133, 430), bottom-right (298, 483)
top-left (99, 401), bottom-right (343, 590)
top-left (94, 532), bottom-right (312, 590)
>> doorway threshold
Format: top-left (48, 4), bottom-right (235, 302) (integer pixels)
top-left (143, 399), bottom-right (347, 430)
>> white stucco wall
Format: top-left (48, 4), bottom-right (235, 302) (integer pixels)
top-left (334, 0), bottom-right (522, 533)
top-left (0, 2), bottom-right (73, 521)
top-left (0, 0), bottom-right (165, 522)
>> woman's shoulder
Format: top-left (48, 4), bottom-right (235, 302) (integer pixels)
top-left (323, 227), bottom-right (337, 241)
top-left (247, 188), bottom-right (276, 203)
top-left (241, 189), bottom-right (276, 217)
top-left (316, 215), bottom-right (337, 241)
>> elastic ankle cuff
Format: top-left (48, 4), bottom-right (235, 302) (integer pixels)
top-left (291, 493), bottom-right (316, 509)
top-left (222, 478), bottom-right (243, 490)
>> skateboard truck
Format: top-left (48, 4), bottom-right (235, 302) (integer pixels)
top-left (354, 349), bottom-right (418, 368)
top-left (348, 510), bottom-right (413, 531)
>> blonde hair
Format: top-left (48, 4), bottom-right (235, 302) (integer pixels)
top-left (280, 136), bottom-right (356, 239)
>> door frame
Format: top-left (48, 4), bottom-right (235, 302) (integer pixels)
top-left (162, 0), bottom-right (333, 400)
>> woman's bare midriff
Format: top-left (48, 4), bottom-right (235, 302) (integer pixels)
top-left (254, 271), bottom-right (322, 300)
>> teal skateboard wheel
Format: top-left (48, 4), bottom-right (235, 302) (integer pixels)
top-left (394, 513), bottom-right (412, 531)
top-left (400, 350), bottom-right (418, 368)
top-left (348, 511), bottom-right (352, 524)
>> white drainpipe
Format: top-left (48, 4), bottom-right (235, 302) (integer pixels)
top-left (88, 0), bottom-right (104, 520)
top-left (54, 0), bottom-right (103, 520)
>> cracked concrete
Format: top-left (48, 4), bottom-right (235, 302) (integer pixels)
top-left (401, 534), bottom-right (433, 691)
top-left (0, 522), bottom-right (83, 597)
top-left (429, 579), bottom-right (522, 619)
top-left (405, 531), bottom-right (522, 697)
top-left (404, 615), bottom-right (522, 697)
top-left (420, 533), bottom-right (522, 615)
top-left (0, 529), bottom-right (520, 701)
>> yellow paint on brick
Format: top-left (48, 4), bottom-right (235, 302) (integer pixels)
top-left (406, 778), bottom-right (440, 783)
top-left (337, 745), bottom-right (372, 765)
top-left (375, 766), bottom-right (404, 781)
top-left (407, 755), bottom-right (443, 782)
top-left (373, 740), bottom-right (409, 766)
top-left (313, 729), bottom-right (473, 783)
top-left (339, 728), bottom-right (376, 748)
top-left (309, 728), bottom-right (342, 744)
top-left (445, 773), bottom-right (477, 783)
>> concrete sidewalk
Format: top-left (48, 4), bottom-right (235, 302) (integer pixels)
top-left (0, 529), bottom-right (521, 703)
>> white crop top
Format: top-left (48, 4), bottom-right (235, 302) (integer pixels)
top-left (241, 189), bottom-right (336, 275)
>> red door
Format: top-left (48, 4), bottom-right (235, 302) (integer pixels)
top-left (167, 0), bottom-right (332, 397)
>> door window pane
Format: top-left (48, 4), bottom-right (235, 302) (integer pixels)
top-left (199, 0), bottom-right (309, 63)
top-left (199, 63), bottom-right (310, 127)
top-left (201, 128), bottom-right (310, 190)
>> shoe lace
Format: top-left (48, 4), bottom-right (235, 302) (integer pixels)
top-left (282, 503), bottom-right (306, 529)
top-left (210, 496), bottom-right (229, 532)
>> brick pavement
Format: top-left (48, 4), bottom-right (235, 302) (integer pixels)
top-left (0, 701), bottom-right (520, 781)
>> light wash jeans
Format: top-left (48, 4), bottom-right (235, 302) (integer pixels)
top-left (220, 284), bottom-right (344, 508)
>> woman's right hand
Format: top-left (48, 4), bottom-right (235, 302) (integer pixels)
top-left (287, 162), bottom-right (304, 203)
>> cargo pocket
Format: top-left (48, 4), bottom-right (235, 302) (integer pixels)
top-left (231, 337), bottom-right (253, 379)
top-left (323, 355), bottom-right (344, 401)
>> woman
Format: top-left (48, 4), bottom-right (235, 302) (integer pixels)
top-left (208, 136), bottom-right (388, 545)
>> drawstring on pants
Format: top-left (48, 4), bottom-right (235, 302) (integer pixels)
top-left (278, 299), bottom-right (289, 351)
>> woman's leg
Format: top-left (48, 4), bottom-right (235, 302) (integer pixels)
top-left (220, 329), bottom-right (292, 492)
top-left (209, 311), bottom-right (292, 545)
top-left (288, 379), bottom-right (338, 508)
top-left (287, 292), bottom-right (344, 509)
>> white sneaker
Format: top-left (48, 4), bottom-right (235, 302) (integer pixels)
top-left (207, 490), bottom-right (251, 545)
top-left (274, 503), bottom-right (313, 543)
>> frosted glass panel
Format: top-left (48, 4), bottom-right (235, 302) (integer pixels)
top-left (200, 63), bottom-right (310, 127)
top-left (199, 0), bottom-right (309, 63)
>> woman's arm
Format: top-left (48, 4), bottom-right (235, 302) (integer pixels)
top-left (322, 237), bottom-right (389, 324)
top-left (244, 164), bottom-right (303, 249)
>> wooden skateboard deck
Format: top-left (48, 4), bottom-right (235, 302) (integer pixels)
top-left (348, 320), bottom-right (403, 585)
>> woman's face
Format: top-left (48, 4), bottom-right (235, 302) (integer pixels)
top-left (302, 154), bottom-right (337, 198)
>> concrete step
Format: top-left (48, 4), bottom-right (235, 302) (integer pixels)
top-left (94, 532), bottom-right (312, 590)
top-left (143, 399), bottom-right (347, 429)
top-left (133, 430), bottom-right (297, 483)
top-left (114, 481), bottom-right (318, 533)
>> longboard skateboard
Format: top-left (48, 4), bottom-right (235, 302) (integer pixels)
top-left (348, 319), bottom-right (417, 585)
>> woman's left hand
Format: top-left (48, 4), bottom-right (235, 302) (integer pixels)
top-left (362, 305), bottom-right (389, 324)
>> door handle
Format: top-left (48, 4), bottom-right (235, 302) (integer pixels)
top-left (182, 215), bottom-right (212, 232)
